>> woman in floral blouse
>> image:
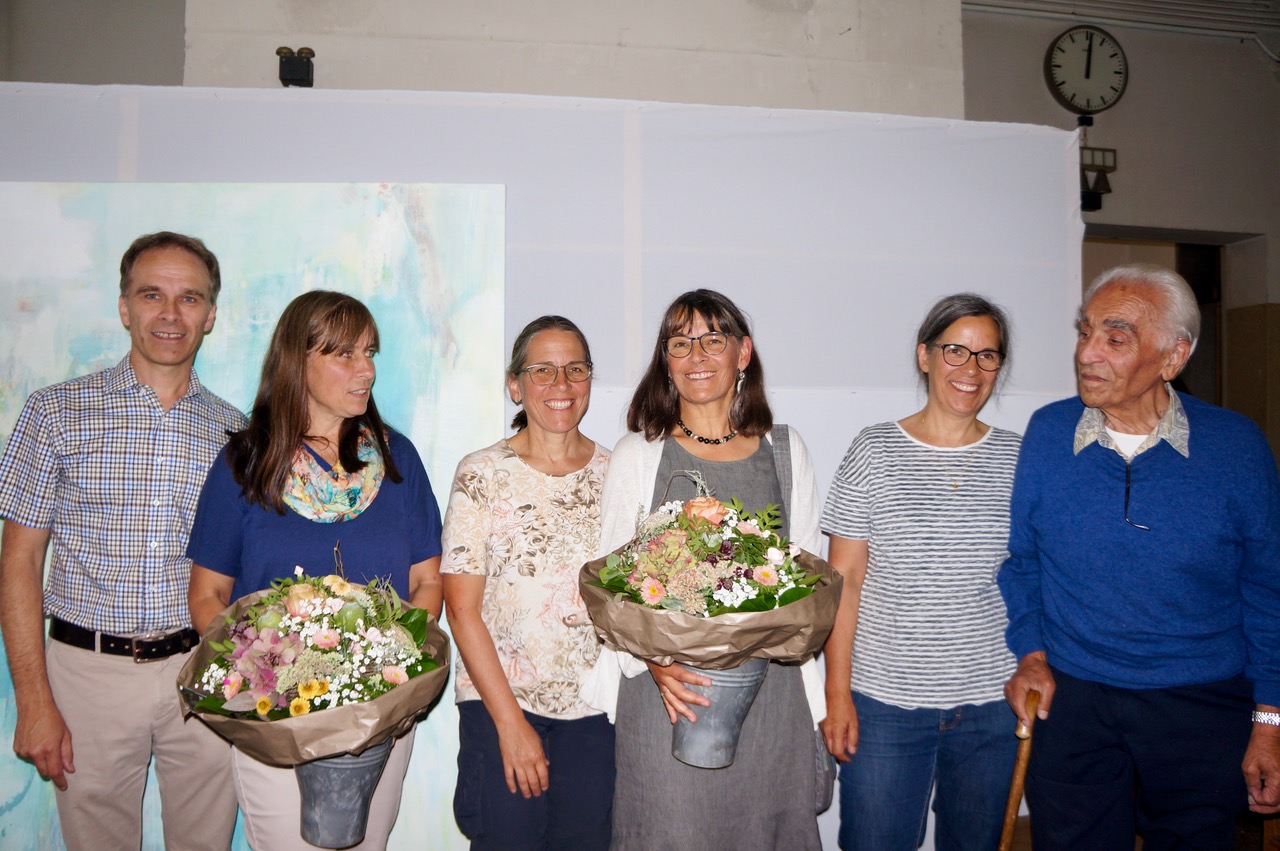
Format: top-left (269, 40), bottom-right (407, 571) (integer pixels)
top-left (441, 315), bottom-right (614, 850)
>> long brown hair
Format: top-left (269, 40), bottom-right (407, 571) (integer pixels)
top-left (226, 291), bottom-right (402, 513)
top-left (627, 289), bottom-right (772, 441)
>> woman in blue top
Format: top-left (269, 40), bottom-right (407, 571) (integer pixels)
top-left (187, 290), bottom-right (443, 851)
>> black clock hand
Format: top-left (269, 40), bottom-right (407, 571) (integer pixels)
top-left (1085, 32), bottom-right (1094, 79)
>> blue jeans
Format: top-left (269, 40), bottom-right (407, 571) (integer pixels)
top-left (837, 691), bottom-right (1017, 851)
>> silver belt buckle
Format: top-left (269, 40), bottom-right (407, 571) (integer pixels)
top-left (131, 631), bottom-right (170, 663)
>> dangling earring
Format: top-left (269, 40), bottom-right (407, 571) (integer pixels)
top-left (737, 370), bottom-right (746, 391)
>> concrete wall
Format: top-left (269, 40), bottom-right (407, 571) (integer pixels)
top-left (963, 11), bottom-right (1280, 307)
top-left (1, 0), bottom-right (184, 85)
top-left (0, 1), bottom-right (11, 80)
top-left (181, 0), bottom-right (964, 117)
top-left (964, 9), bottom-right (1280, 452)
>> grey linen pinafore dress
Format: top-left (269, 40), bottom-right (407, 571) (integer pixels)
top-left (609, 438), bottom-right (822, 851)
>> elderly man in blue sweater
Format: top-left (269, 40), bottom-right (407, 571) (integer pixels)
top-left (999, 263), bottom-right (1280, 849)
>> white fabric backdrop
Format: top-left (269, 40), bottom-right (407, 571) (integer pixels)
top-left (0, 83), bottom-right (1081, 850)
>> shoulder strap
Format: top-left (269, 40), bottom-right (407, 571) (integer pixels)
top-left (771, 425), bottom-right (793, 523)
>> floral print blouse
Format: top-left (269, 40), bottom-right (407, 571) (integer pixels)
top-left (441, 439), bottom-right (610, 719)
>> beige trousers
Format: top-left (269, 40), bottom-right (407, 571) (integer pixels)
top-left (45, 639), bottom-right (238, 851)
top-left (231, 726), bottom-right (415, 851)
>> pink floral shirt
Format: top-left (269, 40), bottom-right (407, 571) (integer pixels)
top-left (441, 440), bottom-right (610, 719)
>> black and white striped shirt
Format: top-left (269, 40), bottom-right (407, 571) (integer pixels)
top-left (821, 421), bottom-right (1021, 709)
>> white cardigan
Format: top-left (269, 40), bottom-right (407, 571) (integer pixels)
top-left (580, 427), bottom-right (828, 723)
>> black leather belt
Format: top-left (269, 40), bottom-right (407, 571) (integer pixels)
top-left (49, 617), bottom-right (198, 662)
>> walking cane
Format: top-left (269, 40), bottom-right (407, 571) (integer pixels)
top-left (997, 689), bottom-right (1041, 851)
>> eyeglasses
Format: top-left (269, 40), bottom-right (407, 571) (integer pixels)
top-left (518, 361), bottom-right (593, 385)
top-left (932, 343), bottom-right (1004, 372)
top-left (1123, 463), bottom-right (1150, 531)
top-left (664, 332), bottom-right (732, 358)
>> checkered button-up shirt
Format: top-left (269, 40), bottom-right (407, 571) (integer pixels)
top-left (0, 356), bottom-right (246, 634)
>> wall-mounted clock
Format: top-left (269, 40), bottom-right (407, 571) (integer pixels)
top-left (1044, 25), bottom-right (1128, 114)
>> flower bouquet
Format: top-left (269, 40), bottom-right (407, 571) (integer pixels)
top-left (176, 568), bottom-right (450, 848)
top-left (580, 494), bottom-right (841, 670)
top-left (580, 492), bottom-right (841, 768)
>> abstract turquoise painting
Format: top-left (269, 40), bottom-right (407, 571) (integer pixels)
top-left (0, 182), bottom-right (504, 850)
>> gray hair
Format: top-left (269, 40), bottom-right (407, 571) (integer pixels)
top-left (1084, 264), bottom-right (1200, 356)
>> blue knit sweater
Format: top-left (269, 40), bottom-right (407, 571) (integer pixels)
top-left (999, 393), bottom-right (1280, 706)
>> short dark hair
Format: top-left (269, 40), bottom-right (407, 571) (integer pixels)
top-left (914, 293), bottom-right (1013, 387)
top-left (627, 289), bottom-right (772, 440)
top-left (119, 231), bottom-right (222, 303)
top-left (507, 315), bottom-right (593, 431)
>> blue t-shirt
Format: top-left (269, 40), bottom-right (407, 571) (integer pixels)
top-left (187, 430), bottom-right (443, 600)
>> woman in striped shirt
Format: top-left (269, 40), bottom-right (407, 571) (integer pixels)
top-left (819, 293), bottom-right (1021, 851)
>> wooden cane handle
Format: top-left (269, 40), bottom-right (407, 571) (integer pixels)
top-left (1015, 689), bottom-right (1041, 739)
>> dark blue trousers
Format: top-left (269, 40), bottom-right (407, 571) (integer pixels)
top-left (454, 700), bottom-right (615, 851)
top-left (1026, 667), bottom-right (1252, 851)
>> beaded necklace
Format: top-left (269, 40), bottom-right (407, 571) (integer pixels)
top-left (677, 419), bottom-right (738, 445)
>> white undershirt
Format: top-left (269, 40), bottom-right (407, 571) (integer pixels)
top-left (1105, 426), bottom-right (1150, 459)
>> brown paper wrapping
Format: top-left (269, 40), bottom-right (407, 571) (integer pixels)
top-left (579, 548), bottom-right (842, 670)
top-left (175, 589), bottom-right (451, 767)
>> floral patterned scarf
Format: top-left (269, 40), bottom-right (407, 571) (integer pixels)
top-left (282, 427), bottom-right (385, 523)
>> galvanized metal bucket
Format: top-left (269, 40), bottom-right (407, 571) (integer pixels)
top-left (671, 657), bottom-right (768, 769)
top-left (295, 736), bottom-right (394, 848)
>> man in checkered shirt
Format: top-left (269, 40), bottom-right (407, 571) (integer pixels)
top-left (0, 232), bottom-right (245, 850)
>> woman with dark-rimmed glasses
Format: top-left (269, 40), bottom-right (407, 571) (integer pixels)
top-left (819, 293), bottom-right (1022, 851)
top-left (441, 315), bottom-right (614, 850)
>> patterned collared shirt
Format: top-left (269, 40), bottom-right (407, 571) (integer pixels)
top-left (0, 356), bottom-right (245, 633)
top-left (1073, 382), bottom-right (1191, 459)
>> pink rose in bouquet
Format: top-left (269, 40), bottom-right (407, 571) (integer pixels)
top-left (682, 495), bottom-right (730, 525)
top-left (594, 496), bottom-right (822, 617)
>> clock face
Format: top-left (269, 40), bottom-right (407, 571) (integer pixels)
top-left (1044, 26), bottom-right (1128, 114)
